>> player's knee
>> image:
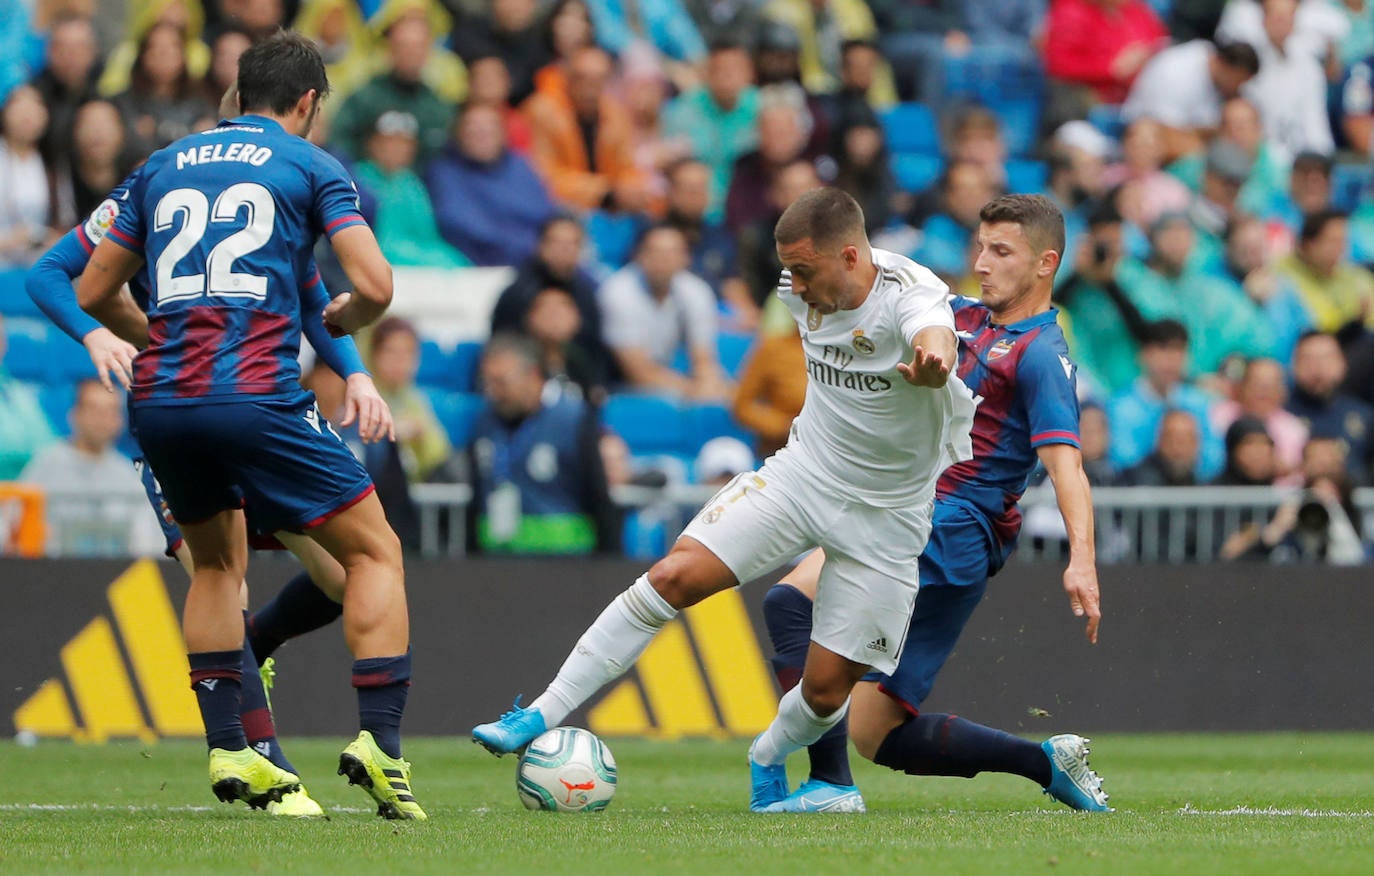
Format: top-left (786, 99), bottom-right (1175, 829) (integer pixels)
top-left (798, 677), bottom-right (851, 718)
top-left (647, 546), bottom-right (727, 610)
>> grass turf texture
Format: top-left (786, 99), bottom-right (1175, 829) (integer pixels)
top-left (2, 733), bottom-right (1372, 875)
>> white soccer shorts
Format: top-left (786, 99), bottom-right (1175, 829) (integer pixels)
top-left (680, 446), bottom-right (931, 674)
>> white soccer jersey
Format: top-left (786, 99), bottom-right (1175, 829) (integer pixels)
top-left (777, 247), bottom-right (975, 509)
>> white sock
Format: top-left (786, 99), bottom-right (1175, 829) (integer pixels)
top-left (530, 575), bottom-right (677, 726)
top-left (751, 686), bottom-right (849, 767)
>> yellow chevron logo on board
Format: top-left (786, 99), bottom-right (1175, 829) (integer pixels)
top-left (12, 559), bottom-right (201, 742)
top-left (588, 589), bottom-right (779, 739)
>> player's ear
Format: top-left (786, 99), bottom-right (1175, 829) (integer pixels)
top-left (1039, 249), bottom-right (1061, 279)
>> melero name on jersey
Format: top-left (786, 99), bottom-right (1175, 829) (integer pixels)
top-left (176, 142), bottom-right (273, 170)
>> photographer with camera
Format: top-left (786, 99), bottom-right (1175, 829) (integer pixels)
top-left (1219, 436), bottom-right (1367, 564)
top-left (1056, 200), bottom-right (1154, 395)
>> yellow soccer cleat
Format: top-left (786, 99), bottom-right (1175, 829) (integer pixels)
top-left (259, 657), bottom-right (277, 712)
top-left (208, 747), bottom-right (301, 809)
top-left (267, 787), bottom-right (327, 817)
top-left (338, 731), bottom-right (427, 821)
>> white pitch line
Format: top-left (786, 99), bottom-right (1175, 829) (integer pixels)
top-left (0, 812), bottom-right (376, 818)
top-left (1178, 804), bottom-right (1374, 818)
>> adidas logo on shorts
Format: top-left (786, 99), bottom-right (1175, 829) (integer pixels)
top-left (865, 637), bottom-right (888, 654)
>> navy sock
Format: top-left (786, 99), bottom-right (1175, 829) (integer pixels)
top-left (354, 652), bottom-right (411, 759)
top-left (238, 612), bottom-right (296, 774)
top-left (188, 650), bottom-right (246, 752)
top-left (762, 583), bottom-right (853, 787)
top-left (873, 713), bottom-right (1051, 786)
top-left (248, 571), bottom-right (343, 663)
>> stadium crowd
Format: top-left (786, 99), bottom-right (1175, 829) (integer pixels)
top-left (1, 0), bottom-right (1373, 561)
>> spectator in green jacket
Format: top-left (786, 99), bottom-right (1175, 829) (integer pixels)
top-left (0, 315), bottom-right (56, 480)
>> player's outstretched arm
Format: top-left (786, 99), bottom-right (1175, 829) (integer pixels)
top-left (897, 326), bottom-right (957, 388)
top-left (27, 232), bottom-right (141, 392)
top-left (76, 238), bottom-right (149, 351)
top-left (1037, 442), bottom-right (1101, 644)
top-left (323, 225), bottom-right (393, 336)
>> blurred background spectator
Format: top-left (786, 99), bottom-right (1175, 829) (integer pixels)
top-left (354, 109), bottom-right (471, 267)
top-left (18, 379), bottom-right (163, 556)
top-left (466, 332), bottom-right (617, 555)
top-left (599, 223), bottom-right (730, 399)
top-left (8, 0), bottom-right (1374, 561)
top-left (426, 102), bottom-right (553, 267)
top-left (731, 320), bottom-right (804, 457)
top-left (369, 317), bottom-right (453, 485)
top-left (0, 315), bottom-right (55, 480)
top-left (1, 85), bottom-right (58, 269)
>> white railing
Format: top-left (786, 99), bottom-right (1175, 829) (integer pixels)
top-left (411, 483), bottom-right (1374, 563)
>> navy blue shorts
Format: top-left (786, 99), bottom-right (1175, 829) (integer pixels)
top-left (135, 456), bottom-right (183, 557)
top-left (131, 390), bottom-right (374, 534)
top-left (862, 501), bottom-right (997, 711)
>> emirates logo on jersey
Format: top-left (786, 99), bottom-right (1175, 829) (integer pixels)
top-left (987, 338), bottom-right (1016, 361)
top-left (852, 329), bottom-right (875, 355)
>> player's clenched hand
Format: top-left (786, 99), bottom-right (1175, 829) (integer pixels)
top-left (340, 373), bottom-right (395, 444)
top-left (83, 327), bottom-right (138, 392)
top-left (897, 345), bottom-right (951, 387)
top-left (323, 292), bottom-right (365, 338)
top-left (1063, 562), bottom-right (1101, 644)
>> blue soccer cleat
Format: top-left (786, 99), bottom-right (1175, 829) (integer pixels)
top-left (1041, 733), bottom-right (1112, 811)
top-left (760, 779), bottom-right (867, 813)
top-left (748, 734), bottom-right (790, 812)
top-left (472, 697), bottom-right (547, 756)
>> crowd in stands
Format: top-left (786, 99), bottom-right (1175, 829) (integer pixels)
top-left (2, 0), bottom-right (1374, 562)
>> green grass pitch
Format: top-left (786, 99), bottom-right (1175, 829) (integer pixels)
top-left (2, 733), bottom-right (1372, 875)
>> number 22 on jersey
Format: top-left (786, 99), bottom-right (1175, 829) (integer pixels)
top-left (153, 182), bottom-right (275, 304)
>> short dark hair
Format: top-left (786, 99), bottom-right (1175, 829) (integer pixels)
top-left (1214, 40), bottom-right (1261, 76)
top-left (840, 38), bottom-right (877, 58)
top-left (707, 35), bottom-right (751, 55)
top-left (1142, 318), bottom-right (1189, 348)
top-left (1291, 150), bottom-right (1333, 177)
top-left (370, 316), bottom-right (418, 354)
top-left (237, 31), bottom-right (330, 115)
top-left (538, 212), bottom-right (583, 240)
top-left (979, 194), bottom-right (1067, 260)
top-left (633, 222), bottom-right (687, 256)
top-left (1299, 208), bottom-right (1348, 245)
top-left (774, 187), bottom-right (866, 249)
top-left (483, 331), bottom-right (545, 375)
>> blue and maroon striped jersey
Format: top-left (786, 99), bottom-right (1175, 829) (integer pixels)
top-left (107, 115), bottom-right (368, 405)
top-left (938, 296), bottom-right (1081, 552)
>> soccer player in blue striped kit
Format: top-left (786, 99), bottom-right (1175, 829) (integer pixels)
top-left (74, 33), bottom-right (424, 819)
top-left (26, 157), bottom-right (390, 816)
top-left (760, 194), bottom-right (1111, 813)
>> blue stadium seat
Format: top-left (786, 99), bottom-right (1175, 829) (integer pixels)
top-left (50, 338), bottom-right (96, 383)
top-left (893, 152), bottom-right (944, 194)
top-left (1006, 158), bottom-right (1049, 194)
top-left (423, 388), bottom-right (484, 449)
top-left (38, 383), bottom-right (75, 436)
top-left (1087, 104), bottom-right (1126, 141)
top-left (988, 98), bottom-right (1041, 157)
top-left (603, 393), bottom-right (687, 455)
top-left (586, 210), bottom-right (644, 270)
top-left (717, 332), bottom-right (754, 378)
top-left (880, 103), bottom-right (940, 155)
top-left (415, 339), bottom-right (451, 387)
top-left (416, 340), bottom-right (483, 392)
top-left (450, 342), bottom-right (484, 392)
top-left (683, 403), bottom-right (754, 456)
top-left (3, 328), bottom-right (51, 383)
top-left (0, 270), bottom-right (42, 318)
top-left (1331, 163), bottom-right (1372, 212)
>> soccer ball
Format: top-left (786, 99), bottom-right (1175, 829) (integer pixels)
top-left (516, 727), bottom-right (617, 812)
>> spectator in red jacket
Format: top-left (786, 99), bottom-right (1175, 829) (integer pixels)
top-left (1044, 0), bottom-right (1169, 107)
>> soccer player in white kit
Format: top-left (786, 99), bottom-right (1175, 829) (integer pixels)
top-left (473, 188), bottom-right (977, 811)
